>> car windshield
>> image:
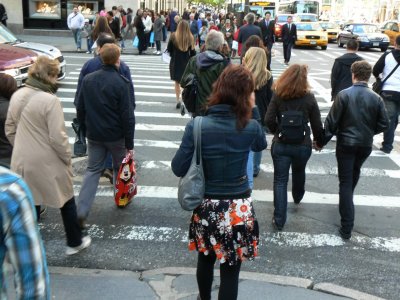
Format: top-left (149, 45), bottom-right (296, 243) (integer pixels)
top-left (352, 24), bottom-right (379, 34)
top-left (320, 22), bottom-right (337, 29)
top-left (296, 23), bottom-right (322, 31)
top-left (295, 14), bottom-right (319, 22)
top-left (0, 24), bottom-right (18, 44)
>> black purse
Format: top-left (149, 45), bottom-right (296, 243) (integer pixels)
top-left (71, 118), bottom-right (87, 157)
top-left (372, 62), bottom-right (400, 94)
top-left (182, 73), bottom-right (198, 114)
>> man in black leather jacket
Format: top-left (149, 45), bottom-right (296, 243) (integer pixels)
top-left (324, 61), bottom-right (389, 240)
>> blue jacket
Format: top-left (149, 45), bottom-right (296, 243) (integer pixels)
top-left (74, 56), bottom-right (135, 110)
top-left (172, 105), bottom-right (267, 199)
top-left (76, 65), bottom-right (135, 149)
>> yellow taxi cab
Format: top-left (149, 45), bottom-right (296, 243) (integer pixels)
top-left (295, 22), bottom-right (328, 50)
top-left (381, 21), bottom-right (400, 46)
top-left (319, 22), bottom-right (340, 42)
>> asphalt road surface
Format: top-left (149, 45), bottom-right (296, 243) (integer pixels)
top-left (39, 43), bottom-right (400, 299)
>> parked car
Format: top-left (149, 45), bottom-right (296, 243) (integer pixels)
top-left (338, 23), bottom-right (390, 52)
top-left (319, 22), bottom-right (339, 42)
top-left (0, 44), bottom-right (37, 86)
top-left (295, 22), bottom-right (328, 50)
top-left (0, 24), bottom-right (66, 80)
top-left (275, 14), bottom-right (293, 41)
top-left (381, 21), bottom-right (400, 47)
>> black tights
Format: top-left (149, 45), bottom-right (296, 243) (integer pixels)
top-left (196, 252), bottom-right (241, 300)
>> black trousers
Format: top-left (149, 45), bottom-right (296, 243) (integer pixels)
top-left (265, 41), bottom-right (273, 71)
top-left (36, 197), bottom-right (82, 247)
top-left (336, 144), bottom-right (372, 232)
top-left (196, 252), bottom-right (241, 300)
top-left (283, 41), bottom-right (293, 62)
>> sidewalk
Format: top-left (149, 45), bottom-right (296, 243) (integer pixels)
top-left (5, 266), bottom-right (385, 300)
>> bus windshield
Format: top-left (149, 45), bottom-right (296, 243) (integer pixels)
top-left (279, 1), bottom-right (320, 15)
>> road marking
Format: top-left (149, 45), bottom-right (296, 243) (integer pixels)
top-left (65, 121), bottom-right (185, 131)
top-left (139, 160), bottom-right (400, 179)
top-left (317, 51), bottom-right (337, 59)
top-left (71, 185), bottom-right (400, 207)
top-left (38, 223), bottom-right (400, 252)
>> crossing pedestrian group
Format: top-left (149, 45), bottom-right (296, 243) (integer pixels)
top-left (0, 4), bottom-right (399, 300)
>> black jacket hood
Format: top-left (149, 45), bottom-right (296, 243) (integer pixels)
top-left (335, 52), bottom-right (363, 66)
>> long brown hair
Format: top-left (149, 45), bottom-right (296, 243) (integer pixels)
top-left (173, 20), bottom-right (195, 51)
top-left (207, 65), bottom-right (255, 130)
top-left (92, 16), bottom-right (113, 41)
top-left (273, 64), bottom-right (310, 100)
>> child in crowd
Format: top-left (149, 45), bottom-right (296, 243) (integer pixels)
top-left (82, 19), bottom-right (93, 54)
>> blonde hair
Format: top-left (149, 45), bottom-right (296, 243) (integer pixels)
top-left (173, 20), bottom-right (195, 52)
top-left (100, 43), bottom-right (121, 65)
top-left (243, 47), bottom-right (271, 90)
top-left (28, 56), bottom-right (60, 85)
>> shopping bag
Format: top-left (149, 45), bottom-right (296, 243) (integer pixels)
top-left (232, 40), bottom-right (238, 50)
top-left (162, 49), bottom-right (171, 64)
top-left (150, 31), bottom-right (154, 44)
top-left (115, 151), bottom-right (137, 207)
top-left (132, 36), bottom-right (139, 48)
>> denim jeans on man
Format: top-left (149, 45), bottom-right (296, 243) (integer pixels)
top-left (77, 139), bottom-right (126, 219)
top-left (336, 144), bottom-right (372, 233)
top-left (271, 142), bottom-right (312, 227)
top-left (72, 28), bottom-right (82, 49)
top-left (381, 91), bottom-right (400, 153)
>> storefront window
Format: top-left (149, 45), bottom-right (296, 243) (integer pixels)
top-left (29, 0), bottom-right (61, 19)
top-left (67, 1), bottom-right (98, 20)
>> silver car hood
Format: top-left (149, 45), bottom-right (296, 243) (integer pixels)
top-left (14, 42), bottom-right (62, 59)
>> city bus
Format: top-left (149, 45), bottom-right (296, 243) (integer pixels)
top-left (233, 0), bottom-right (277, 18)
top-left (278, 0), bottom-right (321, 16)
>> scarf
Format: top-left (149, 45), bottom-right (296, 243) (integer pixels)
top-left (25, 76), bottom-right (58, 94)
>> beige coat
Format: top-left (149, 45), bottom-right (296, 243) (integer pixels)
top-left (5, 86), bottom-right (73, 208)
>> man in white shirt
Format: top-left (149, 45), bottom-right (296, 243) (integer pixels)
top-left (67, 6), bottom-right (85, 52)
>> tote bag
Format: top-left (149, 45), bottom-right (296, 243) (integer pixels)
top-left (132, 36), bottom-right (139, 48)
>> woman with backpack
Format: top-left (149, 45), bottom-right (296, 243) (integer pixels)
top-left (167, 20), bottom-right (196, 112)
top-left (265, 64), bottom-right (324, 231)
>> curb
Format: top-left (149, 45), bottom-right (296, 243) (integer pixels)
top-left (47, 266), bottom-right (386, 299)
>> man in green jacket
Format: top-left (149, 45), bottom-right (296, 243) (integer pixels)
top-left (181, 30), bottom-right (230, 116)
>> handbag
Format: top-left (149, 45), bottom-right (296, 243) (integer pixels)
top-left (232, 40), bottom-right (238, 50)
top-left (161, 49), bottom-right (171, 63)
top-left (115, 151), bottom-right (138, 207)
top-left (177, 117), bottom-right (205, 211)
top-left (372, 61), bottom-right (400, 94)
top-left (71, 118), bottom-right (87, 157)
top-left (132, 36), bottom-right (139, 48)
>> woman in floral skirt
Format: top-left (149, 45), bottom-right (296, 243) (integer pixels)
top-left (172, 65), bottom-right (267, 300)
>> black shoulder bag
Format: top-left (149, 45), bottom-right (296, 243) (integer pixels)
top-left (372, 60), bottom-right (400, 94)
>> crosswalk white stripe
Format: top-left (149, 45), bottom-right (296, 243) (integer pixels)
top-left (38, 222), bottom-right (400, 252)
top-left (139, 160), bottom-right (400, 179)
top-left (60, 98), bottom-right (166, 106)
top-left (59, 88), bottom-right (177, 98)
top-left (65, 121), bottom-right (185, 131)
top-left (64, 110), bottom-right (190, 119)
top-left (71, 184), bottom-right (400, 207)
top-left (318, 51), bottom-right (337, 59)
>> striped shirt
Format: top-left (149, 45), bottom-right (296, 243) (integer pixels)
top-left (0, 167), bottom-right (50, 299)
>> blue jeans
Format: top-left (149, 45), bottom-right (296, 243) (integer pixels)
top-left (77, 139), bottom-right (126, 219)
top-left (336, 144), bottom-right (371, 233)
top-left (86, 38), bottom-right (93, 52)
top-left (246, 151), bottom-right (254, 189)
top-left (271, 142), bottom-right (312, 227)
top-left (381, 91), bottom-right (400, 153)
top-left (72, 28), bottom-right (82, 49)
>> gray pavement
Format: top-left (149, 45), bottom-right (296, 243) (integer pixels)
top-left (4, 266), bottom-right (384, 299)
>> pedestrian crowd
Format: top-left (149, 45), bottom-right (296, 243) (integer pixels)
top-left (0, 4), bottom-right (399, 300)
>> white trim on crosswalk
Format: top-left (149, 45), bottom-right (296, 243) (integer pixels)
top-left (70, 184), bottom-right (400, 208)
top-left (38, 222), bottom-right (400, 252)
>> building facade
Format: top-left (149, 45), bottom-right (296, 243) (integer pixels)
top-left (2, 0), bottom-right (186, 34)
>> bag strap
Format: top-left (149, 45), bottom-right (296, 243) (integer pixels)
top-left (193, 117), bottom-right (202, 166)
top-left (382, 59), bottom-right (400, 84)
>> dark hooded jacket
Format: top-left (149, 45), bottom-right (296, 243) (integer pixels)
top-left (331, 53), bottom-right (363, 100)
top-left (181, 50), bottom-right (230, 116)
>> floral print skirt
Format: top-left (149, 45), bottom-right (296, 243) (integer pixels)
top-left (188, 197), bottom-right (259, 266)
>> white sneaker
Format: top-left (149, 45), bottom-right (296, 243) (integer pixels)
top-left (65, 236), bottom-right (91, 256)
top-left (153, 50), bottom-right (158, 54)
top-left (156, 51), bottom-right (161, 55)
